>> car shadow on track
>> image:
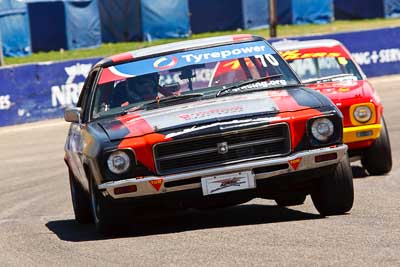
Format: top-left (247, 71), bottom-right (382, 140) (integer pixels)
top-left (46, 203), bottom-right (323, 242)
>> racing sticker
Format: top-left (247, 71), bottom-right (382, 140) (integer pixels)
top-left (153, 56), bottom-right (178, 70)
top-left (149, 178), bottom-right (163, 191)
top-left (280, 50), bottom-right (343, 61)
top-left (178, 106), bottom-right (244, 120)
top-left (238, 79), bottom-right (287, 91)
top-left (289, 158), bottom-right (302, 170)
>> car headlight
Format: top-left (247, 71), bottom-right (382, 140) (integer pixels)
top-left (353, 105), bottom-right (372, 123)
top-left (311, 118), bottom-right (334, 142)
top-left (107, 150), bottom-right (131, 174)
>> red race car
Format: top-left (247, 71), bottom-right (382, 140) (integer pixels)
top-left (273, 39), bottom-right (392, 175)
top-left (64, 35), bottom-right (353, 234)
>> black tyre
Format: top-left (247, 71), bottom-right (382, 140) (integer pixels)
top-left (361, 116), bottom-right (392, 175)
top-left (69, 169), bottom-right (92, 224)
top-left (275, 194), bottom-right (307, 207)
top-left (89, 176), bottom-right (122, 235)
top-left (311, 155), bottom-right (354, 216)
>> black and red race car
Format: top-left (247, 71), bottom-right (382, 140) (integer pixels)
top-left (64, 34), bottom-right (353, 234)
top-left (273, 39), bottom-right (392, 175)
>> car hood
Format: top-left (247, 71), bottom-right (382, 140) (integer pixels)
top-left (98, 88), bottom-right (325, 141)
top-left (304, 80), bottom-right (366, 103)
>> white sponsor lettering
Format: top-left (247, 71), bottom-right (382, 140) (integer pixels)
top-left (51, 83), bottom-right (83, 107)
top-left (239, 80), bottom-right (287, 90)
top-left (51, 63), bottom-right (92, 107)
top-left (351, 48), bottom-right (400, 65)
top-left (0, 94), bottom-right (11, 110)
top-left (182, 46), bottom-right (267, 63)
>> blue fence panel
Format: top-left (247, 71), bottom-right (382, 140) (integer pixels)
top-left (98, 0), bottom-right (142, 42)
top-left (385, 0), bottom-right (400, 18)
top-left (270, 27), bottom-right (400, 77)
top-left (27, 0), bottom-right (101, 52)
top-left (334, 0), bottom-right (384, 19)
top-left (242, 0), bottom-right (269, 29)
top-left (279, 0), bottom-right (333, 24)
top-left (142, 0), bottom-right (190, 41)
top-left (0, 0), bottom-right (31, 57)
top-left (189, 0), bottom-right (243, 33)
top-left (0, 58), bottom-right (100, 127)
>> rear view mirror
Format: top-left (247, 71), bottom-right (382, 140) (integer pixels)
top-left (64, 107), bottom-right (82, 123)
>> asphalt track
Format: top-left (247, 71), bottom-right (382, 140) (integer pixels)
top-left (0, 75), bottom-right (399, 266)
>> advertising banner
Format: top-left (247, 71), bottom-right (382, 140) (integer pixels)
top-left (0, 58), bottom-right (100, 127)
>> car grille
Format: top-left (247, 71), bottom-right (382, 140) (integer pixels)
top-left (154, 123), bottom-right (291, 175)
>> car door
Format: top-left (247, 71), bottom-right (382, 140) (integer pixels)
top-left (66, 68), bottom-right (99, 191)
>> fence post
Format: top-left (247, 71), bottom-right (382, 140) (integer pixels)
top-left (269, 0), bottom-right (277, 38)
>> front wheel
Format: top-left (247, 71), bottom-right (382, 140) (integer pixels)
top-left (311, 155), bottom-right (354, 216)
top-left (89, 176), bottom-right (123, 235)
top-left (361, 116), bottom-right (392, 175)
top-left (69, 169), bottom-right (92, 224)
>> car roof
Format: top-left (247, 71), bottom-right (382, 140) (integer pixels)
top-left (96, 34), bottom-right (264, 68)
top-left (272, 39), bottom-right (343, 51)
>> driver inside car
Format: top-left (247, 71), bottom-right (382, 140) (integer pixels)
top-left (125, 74), bottom-right (159, 105)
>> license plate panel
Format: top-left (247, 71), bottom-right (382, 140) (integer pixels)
top-left (201, 171), bottom-right (255, 196)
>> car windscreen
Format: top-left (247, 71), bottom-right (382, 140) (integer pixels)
top-left (91, 40), bottom-right (300, 119)
top-left (280, 46), bottom-right (363, 82)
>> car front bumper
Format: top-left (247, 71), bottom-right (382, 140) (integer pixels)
top-left (99, 144), bottom-right (347, 199)
top-left (343, 124), bottom-right (381, 144)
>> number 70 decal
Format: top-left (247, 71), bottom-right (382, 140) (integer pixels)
top-left (255, 54), bottom-right (280, 67)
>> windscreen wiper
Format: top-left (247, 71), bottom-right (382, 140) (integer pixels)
top-left (216, 74), bottom-right (283, 97)
top-left (302, 74), bottom-right (356, 85)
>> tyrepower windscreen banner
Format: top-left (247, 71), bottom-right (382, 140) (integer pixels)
top-left (270, 27), bottom-right (400, 77)
top-left (0, 58), bottom-right (100, 127)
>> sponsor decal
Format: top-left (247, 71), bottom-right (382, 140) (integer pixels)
top-left (51, 63), bottom-right (92, 107)
top-left (281, 50), bottom-right (342, 60)
top-left (351, 48), bottom-right (400, 65)
top-left (153, 56), bottom-right (178, 70)
top-left (210, 177), bottom-right (245, 193)
top-left (181, 45), bottom-right (267, 63)
top-left (179, 106), bottom-right (244, 121)
top-left (0, 95), bottom-right (11, 110)
top-left (264, 90), bottom-right (289, 97)
top-left (149, 178), bottom-right (163, 191)
top-left (237, 80), bottom-right (287, 91)
top-left (289, 158), bottom-right (302, 170)
top-left (109, 41), bottom-right (275, 81)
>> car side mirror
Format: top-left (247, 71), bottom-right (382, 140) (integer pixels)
top-left (64, 107), bottom-right (82, 123)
